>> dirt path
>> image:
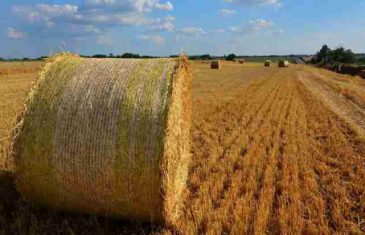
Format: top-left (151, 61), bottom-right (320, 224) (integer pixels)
top-left (297, 69), bottom-right (365, 136)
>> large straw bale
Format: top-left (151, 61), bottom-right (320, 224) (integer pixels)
top-left (211, 60), bottom-right (221, 69)
top-left (13, 54), bottom-right (192, 226)
top-left (238, 59), bottom-right (245, 64)
top-left (278, 60), bottom-right (290, 67)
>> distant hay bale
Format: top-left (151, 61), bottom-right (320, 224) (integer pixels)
top-left (278, 60), bottom-right (290, 68)
top-left (359, 70), bottom-right (365, 79)
top-left (13, 54), bottom-right (192, 226)
top-left (339, 65), bottom-right (362, 76)
top-left (211, 60), bottom-right (221, 69)
top-left (264, 60), bottom-right (272, 67)
top-left (238, 59), bottom-right (245, 64)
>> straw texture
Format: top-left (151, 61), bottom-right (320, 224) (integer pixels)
top-left (13, 54), bottom-right (191, 226)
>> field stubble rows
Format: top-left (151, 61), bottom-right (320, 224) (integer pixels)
top-left (178, 62), bottom-right (365, 234)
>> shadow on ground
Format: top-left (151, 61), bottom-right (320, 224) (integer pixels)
top-left (0, 170), bottom-right (161, 235)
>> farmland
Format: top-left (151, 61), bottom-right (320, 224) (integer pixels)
top-left (1, 61), bottom-right (365, 234)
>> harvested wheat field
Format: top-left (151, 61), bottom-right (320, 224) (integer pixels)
top-left (1, 61), bottom-right (365, 234)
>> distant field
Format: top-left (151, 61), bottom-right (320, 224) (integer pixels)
top-left (0, 61), bottom-right (43, 75)
top-left (239, 56), bottom-right (295, 63)
top-left (1, 60), bottom-right (365, 234)
top-left (0, 63), bottom-right (41, 170)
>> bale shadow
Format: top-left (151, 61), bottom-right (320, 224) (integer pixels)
top-left (0, 170), bottom-right (163, 234)
top-left (0, 170), bottom-right (20, 213)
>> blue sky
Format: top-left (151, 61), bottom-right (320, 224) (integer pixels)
top-left (1, 0), bottom-right (365, 58)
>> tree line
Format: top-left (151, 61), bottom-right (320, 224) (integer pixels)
top-left (312, 45), bottom-right (358, 64)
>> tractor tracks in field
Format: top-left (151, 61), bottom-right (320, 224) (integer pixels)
top-left (297, 70), bottom-right (365, 137)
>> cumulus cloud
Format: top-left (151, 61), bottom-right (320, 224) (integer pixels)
top-left (13, 4), bottom-right (78, 27)
top-left (139, 35), bottom-right (165, 45)
top-left (148, 16), bottom-right (175, 32)
top-left (7, 28), bottom-right (26, 39)
top-left (230, 19), bottom-right (274, 34)
top-left (224, 0), bottom-right (282, 7)
top-left (219, 9), bottom-right (236, 16)
top-left (155, 1), bottom-right (173, 11)
top-left (177, 27), bottom-right (206, 36)
top-left (82, 0), bottom-right (173, 13)
top-left (12, 1), bottom-right (175, 41)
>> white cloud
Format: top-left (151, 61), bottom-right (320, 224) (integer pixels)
top-left (97, 35), bottom-right (113, 45)
top-left (13, 4), bottom-right (78, 27)
top-left (230, 19), bottom-right (274, 34)
top-left (82, 0), bottom-right (173, 13)
top-left (177, 27), bottom-right (206, 36)
top-left (155, 1), bottom-right (173, 11)
top-left (12, 1), bottom-right (176, 39)
top-left (219, 9), bottom-right (236, 16)
top-left (148, 16), bottom-right (175, 32)
top-left (139, 35), bottom-right (165, 45)
top-left (7, 28), bottom-right (26, 39)
top-left (224, 0), bottom-right (282, 7)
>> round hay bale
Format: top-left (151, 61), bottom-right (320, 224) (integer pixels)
top-left (238, 59), bottom-right (245, 64)
top-left (264, 60), bottom-right (272, 67)
top-left (211, 60), bottom-right (221, 69)
top-left (13, 54), bottom-right (192, 226)
top-left (278, 60), bottom-right (290, 68)
top-left (359, 70), bottom-right (365, 79)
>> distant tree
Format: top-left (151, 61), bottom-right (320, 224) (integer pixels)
top-left (141, 55), bottom-right (157, 58)
top-left (316, 44), bottom-right (331, 64)
top-left (92, 54), bottom-right (107, 58)
top-left (226, 53), bottom-right (237, 61)
top-left (37, 56), bottom-right (48, 60)
top-left (169, 55), bottom-right (179, 58)
top-left (189, 54), bottom-right (212, 60)
top-left (109, 53), bottom-right (114, 58)
top-left (358, 57), bottom-right (365, 65)
top-left (121, 53), bottom-right (140, 58)
top-left (331, 47), bottom-right (356, 64)
top-left (200, 54), bottom-right (212, 60)
top-left (0, 57), bottom-right (4, 61)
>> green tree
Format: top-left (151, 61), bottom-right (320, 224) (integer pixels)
top-left (200, 54), bottom-right (212, 60)
top-left (226, 53), bottom-right (237, 61)
top-left (330, 47), bottom-right (356, 64)
top-left (120, 53), bottom-right (140, 58)
top-left (316, 44), bottom-right (331, 63)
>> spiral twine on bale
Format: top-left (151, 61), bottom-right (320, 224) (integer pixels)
top-left (13, 54), bottom-right (192, 226)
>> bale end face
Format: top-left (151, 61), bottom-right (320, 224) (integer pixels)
top-left (278, 60), bottom-right (290, 68)
top-left (211, 60), bottom-right (221, 69)
top-left (13, 54), bottom-right (192, 227)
